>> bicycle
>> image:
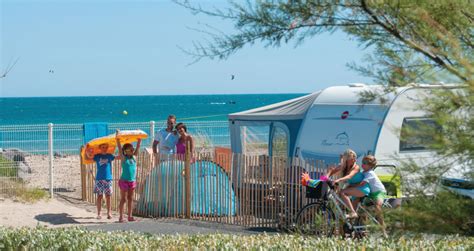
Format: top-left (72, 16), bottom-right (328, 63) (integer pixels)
top-left (295, 179), bottom-right (392, 238)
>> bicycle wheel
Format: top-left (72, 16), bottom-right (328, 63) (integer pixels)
top-left (295, 202), bottom-right (336, 236)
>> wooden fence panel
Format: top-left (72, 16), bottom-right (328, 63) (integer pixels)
top-left (81, 151), bottom-right (326, 229)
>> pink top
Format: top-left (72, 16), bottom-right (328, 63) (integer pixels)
top-left (176, 141), bottom-right (186, 155)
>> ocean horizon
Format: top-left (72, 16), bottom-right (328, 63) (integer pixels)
top-left (0, 93), bottom-right (305, 125)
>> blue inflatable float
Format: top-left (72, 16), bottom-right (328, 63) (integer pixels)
top-left (138, 160), bottom-right (236, 217)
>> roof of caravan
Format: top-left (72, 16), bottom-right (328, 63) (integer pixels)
top-left (315, 83), bottom-right (460, 104)
top-left (228, 83), bottom-right (458, 121)
top-left (228, 91), bottom-right (321, 120)
top-left (314, 85), bottom-right (399, 105)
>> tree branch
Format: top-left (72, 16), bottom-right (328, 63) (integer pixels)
top-left (360, 0), bottom-right (468, 82)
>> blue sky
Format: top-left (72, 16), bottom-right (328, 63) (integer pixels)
top-left (1, 0), bottom-right (372, 97)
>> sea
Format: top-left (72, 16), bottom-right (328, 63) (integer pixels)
top-left (0, 94), bottom-right (304, 125)
top-left (0, 94), bottom-right (304, 154)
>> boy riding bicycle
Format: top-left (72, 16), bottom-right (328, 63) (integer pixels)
top-left (352, 155), bottom-right (387, 231)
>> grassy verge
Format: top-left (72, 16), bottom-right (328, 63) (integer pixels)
top-left (0, 179), bottom-right (48, 203)
top-left (0, 227), bottom-right (473, 250)
top-left (0, 156), bottom-right (18, 177)
top-left (0, 156), bottom-right (48, 202)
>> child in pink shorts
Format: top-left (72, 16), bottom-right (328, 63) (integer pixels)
top-left (116, 130), bottom-right (141, 223)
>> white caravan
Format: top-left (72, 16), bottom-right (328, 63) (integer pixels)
top-left (229, 83), bottom-right (471, 198)
top-left (294, 84), bottom-right (439, 167)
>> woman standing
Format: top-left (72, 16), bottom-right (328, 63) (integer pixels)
top-left (175, 123), bottom-right (195, 159)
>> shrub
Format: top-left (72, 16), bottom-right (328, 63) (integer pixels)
top-left (0, 156), bottom-right (18, 177)
top-left (386, 191), bottom-right (474, 235)
top-left (0, 227), bottom-right (473, 250)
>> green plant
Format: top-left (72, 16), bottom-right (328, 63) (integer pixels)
top-left (0, 179), bottom-right (48, 203)
top-left (0, 156), bottom-right (18, 177)
top-left (386, 191), bottom-right (474, 235)
top-left (0, 226), bottom-right (473, 250)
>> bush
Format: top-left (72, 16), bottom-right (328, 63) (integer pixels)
top-left (386, 191), bottom-right (474, 235)
top-left (0, 156), bottom-right (18, 177)
top-left (0, 227), bottom-right (473, 250)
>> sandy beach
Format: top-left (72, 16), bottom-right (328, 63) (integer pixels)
top-left (21, 154), bottom-right (83, 199)
top-left (0, 197), bottom-right (116, 228)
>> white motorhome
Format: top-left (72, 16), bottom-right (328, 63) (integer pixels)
top-left (229, 83), bottom-right (471, 198)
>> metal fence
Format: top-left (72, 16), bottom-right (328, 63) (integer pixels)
top-left (82, 152), bottom-right (326, 229)
top-left (0, 120), bottom-right (230, 197)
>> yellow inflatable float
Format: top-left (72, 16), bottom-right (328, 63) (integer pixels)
top-left (81, 129), bottom-right (148, 164)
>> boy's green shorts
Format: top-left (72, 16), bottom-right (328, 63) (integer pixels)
top-left (368, 191), bottom-right (386, 201)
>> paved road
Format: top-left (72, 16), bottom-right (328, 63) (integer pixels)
top-left (86, 218), bottom-right (278, 235)
top-left (55, 194), bottom-right (278, 235)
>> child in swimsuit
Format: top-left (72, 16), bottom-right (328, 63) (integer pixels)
top-left (116, 130), bottom-right (141, 223)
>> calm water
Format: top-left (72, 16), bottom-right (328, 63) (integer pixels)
top-left (0, 94), bottom-right (304, 154)
top-left (0, 94), bottom-right (304, 125)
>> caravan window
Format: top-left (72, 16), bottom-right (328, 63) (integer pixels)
top-left (240, 125), bottom-right (270, 156)
top-left (399, 118), bottom-right (438, 152)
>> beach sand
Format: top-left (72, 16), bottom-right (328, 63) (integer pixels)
top-left (21, 155), bottom-right (82, 199)
top-left (0, 197), bottom-right (118, 228)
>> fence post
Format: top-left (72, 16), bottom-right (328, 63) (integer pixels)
top-left (80, 146), bottom-right (86, 201)
top-left (185, 141), bottom-right (191, 219)
top-left (48, 123), bottom-right (54, 198)
top-left (150, 121), bottom-right (155, 148)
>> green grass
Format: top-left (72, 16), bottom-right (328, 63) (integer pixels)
top-left (0, 179), bottom-right (48, 203)
top-left (0, 156), bottom-right (47, 202)
top-left (0, 156), bottom-right (18, 177)
top-left (14, 186), bottom-right (49, 202)
top-left (0, 227), bottom-right (472, 250)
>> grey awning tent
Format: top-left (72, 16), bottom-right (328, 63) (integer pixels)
top-left (228, 91), bottom-right (321, 156)
top-left (228, 91), bottom-right (321, 121)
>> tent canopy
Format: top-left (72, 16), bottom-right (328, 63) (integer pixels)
top-left (228, 91), bottom-right (321, 121)
top-left (228, 91), bottom-right (321, 156)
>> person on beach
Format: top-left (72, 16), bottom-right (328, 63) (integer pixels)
top-left (152, 114), bottom-right (179, 155)
top-left (116, 130), bottom-right (141, 223)
top-left (85, 143), bottom-right (115, 220)
top-left (327, 149), bottom-right (369, 218)
top-left (175, 122), bottom-right (195, 160)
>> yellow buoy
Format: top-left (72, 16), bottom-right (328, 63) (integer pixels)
top-left (123, 110), bottom-right (128, 115)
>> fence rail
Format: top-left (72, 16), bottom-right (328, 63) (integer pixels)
top-left (81, 151), bottom-right (326, 229)
top-left (0, 120), bottom-right (230, 196)
top-left (1, 120), bottom-right (328, 230)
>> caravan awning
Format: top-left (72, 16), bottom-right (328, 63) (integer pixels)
top-left (228, 91), bottom-right (321, 121)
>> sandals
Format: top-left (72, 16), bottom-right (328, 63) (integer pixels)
top-left (96, 215), bottom-right (102, 220)
top-left (128, 217), bottom-right (136, 222)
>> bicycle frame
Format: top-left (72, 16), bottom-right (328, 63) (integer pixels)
top-left (326, 184), bottom-right (381, 228)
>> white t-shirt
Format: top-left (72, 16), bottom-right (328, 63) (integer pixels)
top-left (154, 129), bottom-right (178, 154)
top-left (363, 170), bottom-right (386, 193)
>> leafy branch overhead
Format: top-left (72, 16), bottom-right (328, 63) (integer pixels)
top-left (176, 0), bottom-right (474, 184)
top-left (176, 0), bottom-right (473, 85)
